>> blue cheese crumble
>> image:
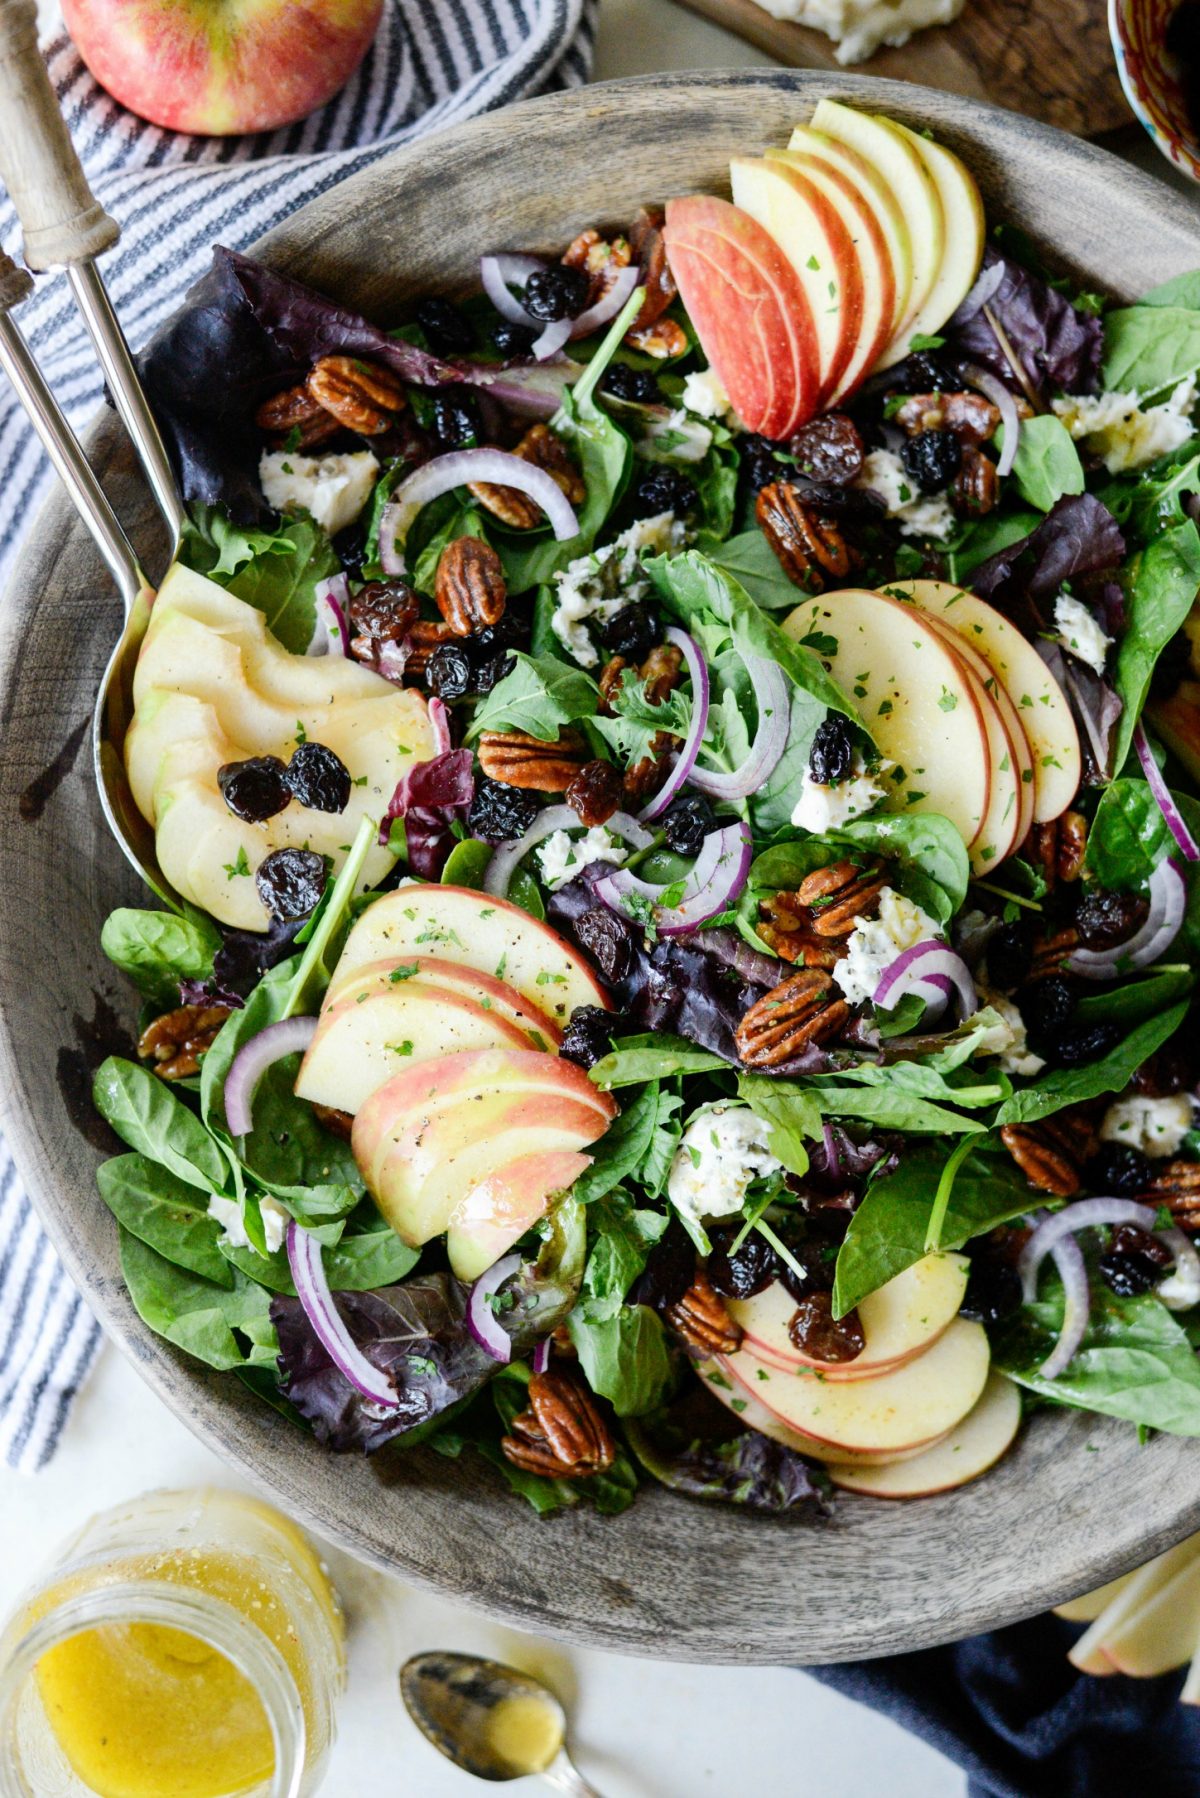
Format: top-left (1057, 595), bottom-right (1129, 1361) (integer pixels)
top-left (856, 447), bottom-right (955, 539)
top-left (259, 448), bottom-right (379, 535)
top-left (832, 887), bottom-right (944, 1007)
top-left (791, 752), bottom-right (888, 832)
top-left (1052, 378), bottom-right (1197, 475)
top-left (1053, 594), bottom-right (1112, 676)
top-left (1100, 1093), bottom-right (1194, 1159)
top-left (667, 1103), bottom-right (782, 1229)
top-left (537, 826), bottom-right (628, 891)
top-left (550, 511), bottom-right (687, 667)
top-left (207, 1193), bottom-right (290, 1256)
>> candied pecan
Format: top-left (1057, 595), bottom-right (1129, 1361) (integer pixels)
top-left (313, 1103), bottom-right (353, 1141)
top-left (434, 535), bottom-right (507, 636)
top-left (623, 730), bottom-right (675, 802)
top-left (789, 415), bottom-right (864, 486)
top-left (469, 423), bottom-right (585, 527)
top-left (306, 356), bottom-right (407, 435)
top-left (626, 316), bottom-right (688, 359)
top-left (1028, 926), bottom-right (1080, 982)
top-left (757, 909), bottom-right (845, 970)
top-left (393, 618), bottom-right (457, 681)
top-left (598, 655), bottom-right (628, 714)
top-left (138, 1004), bottom-right (232, 1081)
top-left (628, 205), bottom-right (677, 329)
top-left (788, 1291), bottom-right (865, 1364)
top-left (1001, 1110), bottom-right (1096, 1197)
top-left (477, 727), bottom-right (588, 791)
top-left (895, 391), bottom-right (1001, 445)
top-left (562, 227), bottom-right (633, 305)
top-left (1142, 1160), bottom-right (1200, 1231)
top-left (254, 383), bottom-right (341, 449)
top-left (952, 446), bottom-right (1000, 518)
top-left (1024, 810), bottom-right (1087, 891)
top-left (640, 642), bottom-right (684, 706)
top-left (501, 1367), bottom-right (616, 1479)
top-left (796, 860), bottom-right (886, 938)
top-left (756, 483), bottom-right (853, 592)
top-left (664, 1268), bottom-right (744, 1356)
top-left (735, 968), bottom-right (849, 1067)
top-left (565, 758), bottom-right (623, 827)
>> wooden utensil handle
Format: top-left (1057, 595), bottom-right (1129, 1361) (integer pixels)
top-left (0, 0), bottom-right (118, 269)
top-left (0, 245), bottom-right (33, 313)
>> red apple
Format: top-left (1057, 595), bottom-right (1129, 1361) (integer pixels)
top-left (446, 1150), bottom-right (594, 1281)
top-left (663, 194), bottom-right (821, 438)
top-left (62, 0), bottom-right (383, 136)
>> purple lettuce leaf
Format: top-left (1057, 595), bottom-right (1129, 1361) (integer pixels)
top-left (949, 245), bottom-right (1103, 400)
top-left (380, 746), bottom-right (474, 880)
top-left (1038, 639), bottom-right (1123, 783)
top-left (625, 1401), bottom-right (829, 1514)
top-left (972, 493), bottom-right (1126, 612)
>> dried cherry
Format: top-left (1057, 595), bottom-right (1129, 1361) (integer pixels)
top-left (901, 429), bottom-right (962, 493)
top-left (787, 1291), bottom-right (865, 1363)
top-left (285, 741), bottom-right (351, 813)
top-left (559, 1005), bottom-right (616, 1069)
top-left (808, 716), bottom-right (855, 786)
top-left (467, 777), bottom-right (539, 844)
top-left (414, 297), bottom-right (474, 355)
top-left (706, 1229), bottom-right (780, 1299)
top-left (662, 793), bottom-right (715, 858)
top-left (217, 756), bottom-right (289, 823)
top-left (255, 847), bottom-right (327, 921)
top-left (565, 759), bottom-right (623, 828)
top-left (522, 265), bottom-right (590, 323)
top-left (1075, 888), bottom-right (1150, 949)
top-left (789, 414), bottom-right (864, 486)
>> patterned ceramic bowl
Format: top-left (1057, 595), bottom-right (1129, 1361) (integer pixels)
top-left (1110, 0), bottom-right (1200, 182)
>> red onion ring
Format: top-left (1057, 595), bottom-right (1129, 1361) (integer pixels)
top-left (569, 264), bottom-right (641, 339)
top-left (689, 656), bottom-right (790, 803)
top-left (961, 361), bottom-right (1021, 477)
top-left (308, 574), bottom-right (350, 658)
top-left (1068, 857), bottom-right (1186, 978)
top-left (466, 1251), bottom-right (522, 1364)
top-left (224, 1016), bottom-right (319, 1137)
top-left (596, 821), bottom-right (752, 936)
top-left (873, 940), bottom-right (977, 1023)
top-left (948, 259), bottom-right (1005, 327)
top-left (379, 449), bottom-right (580, 576)
top-left (1134, 722), bottom-right (1199, 862)
top-left (638, 628), bottom-right (710, 822)
top-left (287, 1222), bottom-right (401, 1406)
top-left (484, 804), bottom-right (655, 899)
top-left (480, 253), bottom-right (545, 324)
top-left (479, 254), bottom-right (608, 361)
top-left (1040, 1235), bottom-right (1090, 1381)
top-left (428, 695), bottom-right (452, 758)
top-left (531, 1338), bottom-right (551, 1375)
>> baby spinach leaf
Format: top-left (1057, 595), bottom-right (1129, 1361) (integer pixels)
top-left (118, 1227), bottom-right (277, 1370)
top-left (1140, 269), bottom-right (1200, 310)
top-left (220, 1224), bottom-right (419, 1295)
top-left (212, 514), bottom-right (340, 654)
top-left (94, 1058), bottom-right (230, 1195)
top-left (748, 810), bottom-right (969, 927)
top-left (1075, 967), bottom-right (1195, 1027)
top-left (575, 1084), bottom-right (670, 1204)
top-left (566, 1191), bottom-right (673, 1417)
top-left (1084, 776), bottom-right (1171, 890)
top-left (1112, 519), bottom-right (1200, 771)
top-left (945, 508), bottom-right (1041, 584)
top-left (1101, 443), bottom-right (1200, 539)
top-left (467, 652), bottom-right (599, 740)
top-left (832, 1055), bottom-right (1006, 1110)
top-left (1101, 304), bottom-right (1200, 401)
top-left (98, 1153), bottom-right (233, 1287)
top-left (996, 1002), bottom-right (1191, 1126)
top-left (1008, 414), bottom-right (1085, 512)
top-left (736, 1076), bottom-right (819, 1175)
top-left (704, 530), bottom-right (803, 610)
top-left (589, 1035), bottom-right (731, 1089)
top-left (784, 1082), bottom-right (986, 1135)
top-left (100, 908), bottom-right (221, 1008)
top-left (438, 836), bottom-right (544, 920)
top-left (406, 491), bottom-right (490, 596)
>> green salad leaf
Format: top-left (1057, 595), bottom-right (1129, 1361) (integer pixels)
top-left (749, 809), bottom-right (969, 927)
top-left (100, 908), bottom-right (221, 1008)
top-left (94, 1058), bottom-right (231, 1196)
top-left (467, 651), bottom-right (599, 740)
top-left (591, 665), bottom-right (691, 765)
top-left (575, 1083), bottom-right (683, 1204)
top-left (995, 1002), bottom-right (1191, 1126)
top-left (705, 530), bottom-right (803, 610)
top-left (1101, 304), bottom-right (1200, 401)
top-left (118, 1227), bottom-right (278, 1371)
top-left (1111, 519), bottom-right (1200, 771)
top-left (184, 509), bottom-right (339, 655)
top-left (1008, 414), bottom-right (1085, 513)
top-left (98, 1154), bottom-right (233, 1287)
top-left (567, 1192), bottom-right (673, 1416)
top-left (589, 1034), bottom-right (730, 1088)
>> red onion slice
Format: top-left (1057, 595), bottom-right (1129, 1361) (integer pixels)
top-left (597, 821), bottom-right (752, 936)
top-left (873, 940), bottom-right (977, 1022)
top-left (308, 574), bottom-right (350, 658)
top-left (287, 1222), bottom-right (401, 1406)
top-left (1018, 1198), bottom-right (1159, 1302)
top-left (689, 656), bottom-right (790, 803)
top-left (532, 318), bottom-right (574, 360)
top-left (379, 449), bottom-right (580, 576)
top-left (428, 695), bottom-right (452, 758)
top-left (961, 361), bottom-right (1021, 477)
top-left (948, 259), bottom-right (1005, 328)
top-left (1135, 722), bottom-right (1199, 862)
top-left (639, 627), bottom-right (711, 822)
top-left (531, 1338), bottom-right (551, 1375)
top-left (480, 252), bottom-right (545, 324)
top-left (484, 804), bottom-right (655, 899)
top-left (224, 1016), bottom-right (319, 1137)
top-left (569, 264), bottom-right (641, 339)
top-left (1068, 857), bottom-right (1186, 978)
top-left (1040, 1235), bottom-right (1091, 1381)
top-left (466, 1251), bottom-right (522, 1364)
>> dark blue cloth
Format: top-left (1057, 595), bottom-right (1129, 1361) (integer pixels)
top-left (809, 1615), bottom-right (1200, 1798)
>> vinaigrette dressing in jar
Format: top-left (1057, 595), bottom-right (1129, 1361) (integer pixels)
top-left (0, 1488), bottom-right (345, 1798)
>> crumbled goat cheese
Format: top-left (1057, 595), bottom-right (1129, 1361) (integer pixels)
top-left (537, 827), bottom-right (628, 891)
top-left (636, 410), bottom-right (713, 463)
top-left (1158, 1257), bottom-right (1200, 1312)
top-left (681, 366), bottom-right (735, 421)
top-left (667, 1103), bottom-right (782, 1229)
top-left (833, 886), bottom-right (944, 1007)
top-left (791, 752), bottom-right (888, 832)
top-left (1054, 593), bottom-right (1112, 676)
top-left (1100, 1093), bottom-right (1194, 1159)
top-left (259, 449), bottom-right (379, 536)
top-left (748, 0), bottom-right (962, 63)
top-left (550, 511), bottom-right (687, 666)
top-left (973, 993), bottom-right (1045, 1078)
top-left (207, 1193), bottom-right (290, 1257)
top-left (856, 448), bottom-right (955, 539)
top-left (1052, 378), bottom-right (1197, 474)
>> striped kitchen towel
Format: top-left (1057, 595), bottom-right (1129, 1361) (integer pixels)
top-left (0, 0), bottom-right (597, 1471)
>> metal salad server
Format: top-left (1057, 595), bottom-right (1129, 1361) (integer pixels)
top-left (401, 1652), bottom-right (605, 1796)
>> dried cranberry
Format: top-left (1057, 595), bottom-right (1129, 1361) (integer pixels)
top-left (1046, 1022), bottom-right (1122, 1067)
top-left (987, 919), bottom-right (1034, 990)
top-left (601, 363), bottom-right (660, 403)
top-left (1099, 1249), bottom-right (1160, 1298)
top-left (574, 904), bottom-right (637, 983)
top-left (492, 319), bottom-right (535, 357)
top-left (565, 759), bottom-right (623, 828)
top-left (901, 429), bottom-right (962, 493)
top-left (890, 349), bottom-right (957, 394)
top-left (414, 296), bottom-right (474, 355)
top-left (662, 793), bottom-right (715, 858)
top-left (285, 741), bottom-right (351, 814)
top-left (599, 601), bottom-right (660, 662)
top-left (522, 265), bottom-right (591, 323)
top-left (472, 611), bottom-right (528, 653)
top-left (559, 1004), bottom-right (616, 1069)
top-left (427, 641), bottom-right (474, 700)
top-left (217, 756), bottom-right (290, 823)
top-left (467, 777), bottom-right (538, 845)
top-left (808, 716), bottom-right (855, 786)
top-left (469, 648), bottom-right (517, 694)
top-left (1075, 888), bottom-right (1150, 949)
top-left (349, 580), bottom-right (418, 644)
top-left (1151, 629), bottom-right (1193, 701)
top-left (631, 1222), bottom-right (696, 1311)
top-left (960, 1252), bottom-right (1023, 1327)
top-left (787, 1291), bottom-right (865, 1363)
top-left (1111, 1223), bottom-right (1173, 1268)
top-left (1086, 1142), bottom-right (1153, 1196)
top-left (740, 434), bottom-right (787, 495)
top-left (778, 1245), bottom-right (832, 1303)
top-left (789, 414), bottom-right (864, 485)
top-left (706, 1230), bottom-right (780, 1299)
top-left (1023, 976), bottom-right (1076, 1043)
top-left (633, 465), bottom-right (696, 517)
top-left (255, 847), bottom-right (327, 921)
top-left (431, 393), bottom-right (480, 449)
top-left (332, 521), bottom-right (368, 577)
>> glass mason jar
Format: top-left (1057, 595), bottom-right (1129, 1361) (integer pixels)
top-left (0, 1487), bottom-right (346, 1798)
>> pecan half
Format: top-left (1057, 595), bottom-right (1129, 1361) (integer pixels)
top-left (952, 445), bottom-right (1000, 518)
top-left (735, 968), bottom-right (849, 1067)
top-left (313, 1103), bottom-right (354, 1141)
top-left (628, 205), bottom-right (677, 330)
top-left (138, 1004), bottom-right (233, 1081)
top-left (565, 757), bottom-right (623, 827)
top-left (434, 535), bottom-right (507, 636)
top-left (253, 383), bottom-right (341, 449)
top-left (640, 642), bottom-right (683, 706)
top-left (1142, 1160), bottom-right (1200, 1231)
top-left (501, 1368), bottom-right (616, 1479)
top-left (598, 655), bottom-right (628, 714)
top-left (306, 355), bottom-right (406, 435)
top-left (623, 730), bottom-right (674, 802)
top-left (1028, 926), bottom-right (1080, 982)
top-left (756, 906), bottom-right (845, 970)
top-left (796, 860), bottom-right (885, 938)
top-left (895, 391), bottom-right (1001, 445)
top-left (563, 228), bottom-right (633, 310)
top-left (664, 1269), bottom-right (743, 1356)
top-left (1001, 1110), bottom-right (1096, 1197)
top-left (470, 423), bottom-right (585, 527)
top-left (477, 728), bottom-right (588, 790)
top-left (1024, 810), bottom-right (1087, 891)
top-left (756, 483), bottom-right (853, 592)
top-left (626, 316), bottom-right (688, 359)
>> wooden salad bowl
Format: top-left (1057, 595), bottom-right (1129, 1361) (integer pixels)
top-left (2, 71), bottom-right (1199, 1664)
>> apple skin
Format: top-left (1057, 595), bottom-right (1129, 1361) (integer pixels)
top-left (663, 194), bottom-right (821, 438)
top-left (446, 1150), bottom-right (594, 1281)
top-left (62, 0), bottom-right (383, 136)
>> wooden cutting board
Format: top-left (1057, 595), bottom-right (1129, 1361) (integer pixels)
top-left (667, 0), bottom-right (1131, 137)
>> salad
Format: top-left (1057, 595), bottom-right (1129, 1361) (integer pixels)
top-left (92, 100), bottom-right (1200, 1519)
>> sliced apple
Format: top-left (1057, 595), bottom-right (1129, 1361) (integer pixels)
top-left (728, 1253), bottom-right (967, 1381)
top-left (662, 194), bottom-right (821, 437)
top-left (886, 120), bottom-right (984, 358)
top-left (826, 1373), bottom-right (1020, 1497)
top-left (913, 614), bottom-right (1024, 871)
top-left (730, 156), bottom-right (864, 407)
top-left (884, 578), bottom-right (1081, 825)
top-left (332, 886), bottom-right (610, 1026)
top-left (446, 1150), bottom-right (593, 1281)
top-left (1053, 1570), bottom-right (1138, 1624)
top-left (782, 587), bottom-right (992, 848)
top-left (783, 123), bottom-right (912, 345)
top-left (1068, 1538), bottom-right (1200, 1672)
top-left (807, 101), bottom-right (945, 368)
top-left (1094, 1553), bottom-right (1200, 1677)
top-left (695, 1357), bottom-right (948, 1468)
top-left (325, 955), bottom-right (563, 1049)
top-left (716, 1317), bottom-right (990, 1460)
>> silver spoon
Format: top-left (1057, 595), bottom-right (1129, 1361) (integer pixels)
top-left (401, 1652), bottom-right (605, 1796)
